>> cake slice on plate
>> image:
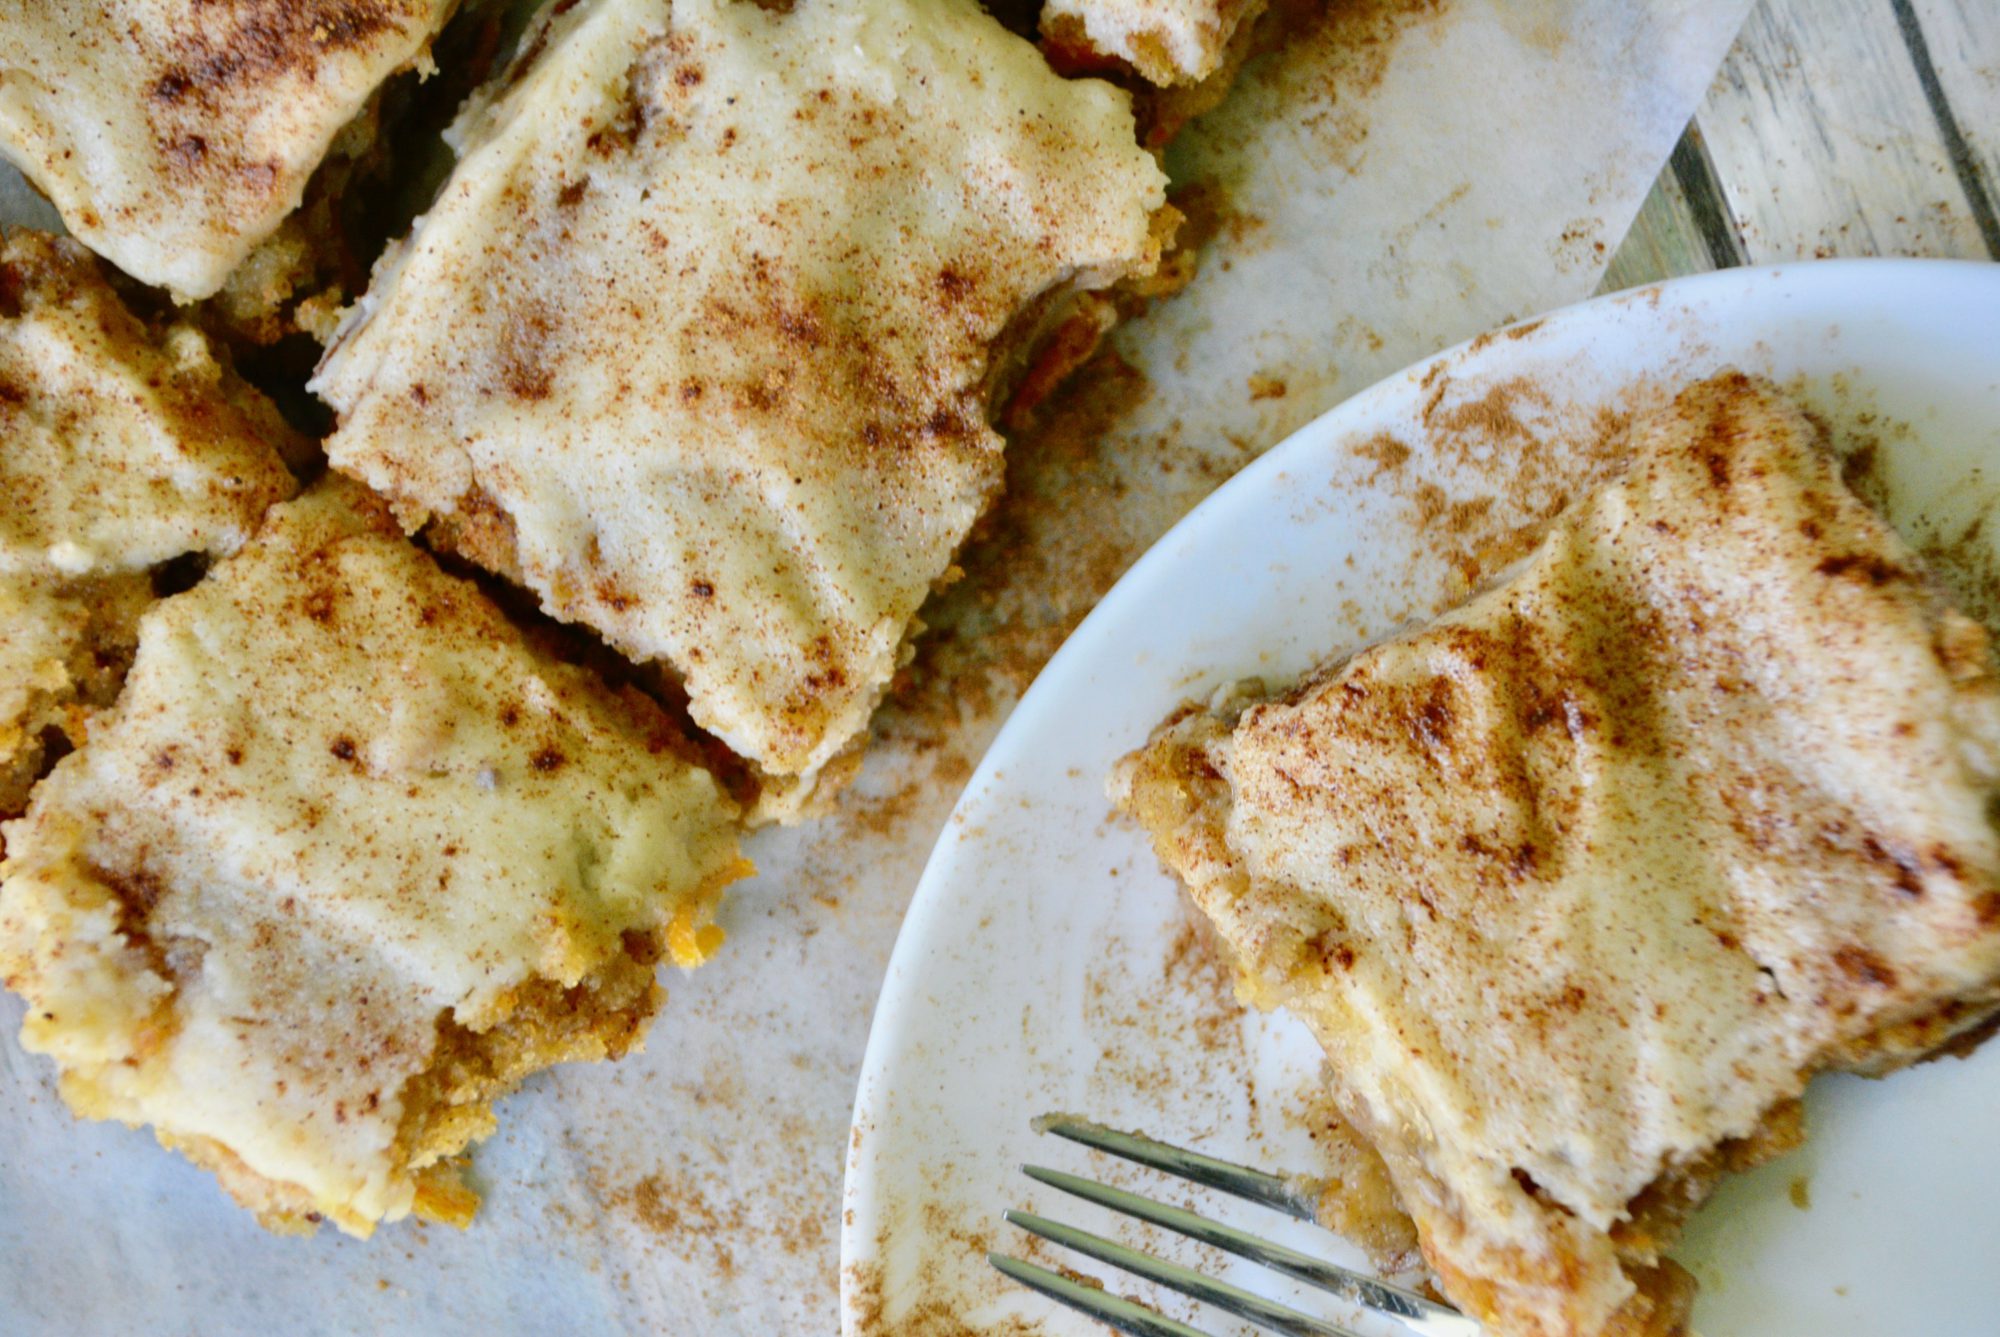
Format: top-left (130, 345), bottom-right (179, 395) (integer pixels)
top-left (1113, 373), bottom-right (2000, 1336)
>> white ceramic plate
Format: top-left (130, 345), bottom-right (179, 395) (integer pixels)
top-left (840, 261), bottom-right (2000, 1336)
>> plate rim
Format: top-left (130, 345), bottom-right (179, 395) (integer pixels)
top-left (838, 255), bottom-right (2000, 1327)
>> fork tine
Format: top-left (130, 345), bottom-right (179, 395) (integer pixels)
top-left (1033, 1114), bottom-right (1322, 1220)
top-left (1023, 1166), bottom-right (1479, 1337)
top-left (988, 1254), bottom-right (1218, 1337)
top-left (1006, 1209), bottom-right (1366, 1337)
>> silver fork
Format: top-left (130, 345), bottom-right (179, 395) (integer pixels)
top-left (990, 1114), bottom-right (1480, 1337)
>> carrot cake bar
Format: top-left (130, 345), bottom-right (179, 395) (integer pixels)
top-left (311, 0), bottom-right (1171, 818)
top-left (1112, 373), bottom-right (2000, 1336)
top-left (0, 0), bottom-right (460, 299)
top-left (0, 230), bottom-right (297, 827)
top-left (0, 481), bottom-right (749, 1237)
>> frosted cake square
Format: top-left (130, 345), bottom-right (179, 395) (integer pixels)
top-left (313, 0), bottom-right (1172, 817)
top-left (1113, 374), bottom-right (2000, 1335)
top-left (0, 483), bottom-right (748, 1236)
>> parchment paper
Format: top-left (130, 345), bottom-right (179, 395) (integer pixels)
top-left (0, 2), bottom-right (1756, 1332)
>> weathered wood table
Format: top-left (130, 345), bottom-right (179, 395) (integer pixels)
top-left (1607, 0), bottom-right (1998, 288)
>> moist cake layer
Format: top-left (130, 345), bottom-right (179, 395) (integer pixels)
top-left (313, 0), bottom-right (1169, 813)
top-left (1041, 0), bottom-right (1266, 86)
top-left (1113, 373), bottom-right (2000, 1336)
top-left (0, 483), bottom-right (747, 1236)
top-left (0, 573), bottom-right (152, 818)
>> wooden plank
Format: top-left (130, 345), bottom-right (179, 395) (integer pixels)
top-left (1601, 157), bottom-right (1715, 293)
top-left (1695, 0), bottom-right (1995, 261)
top-left (1907, 0), bottom-right (2000, 249)
top-left (1600, 124), bottom-right (1747, 292)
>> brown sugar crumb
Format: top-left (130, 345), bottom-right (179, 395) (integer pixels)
top-left (1353, 432), bottom-right (1412, 475)
top-left (1817, 552), bottom-right (1909, 586)
top-left (1248, 371), bottom-right (1289, 401)
top-left (606, 1170), bottom-right (749, 1280)
top-left (1833, 945), bottom-right (1898, 990)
